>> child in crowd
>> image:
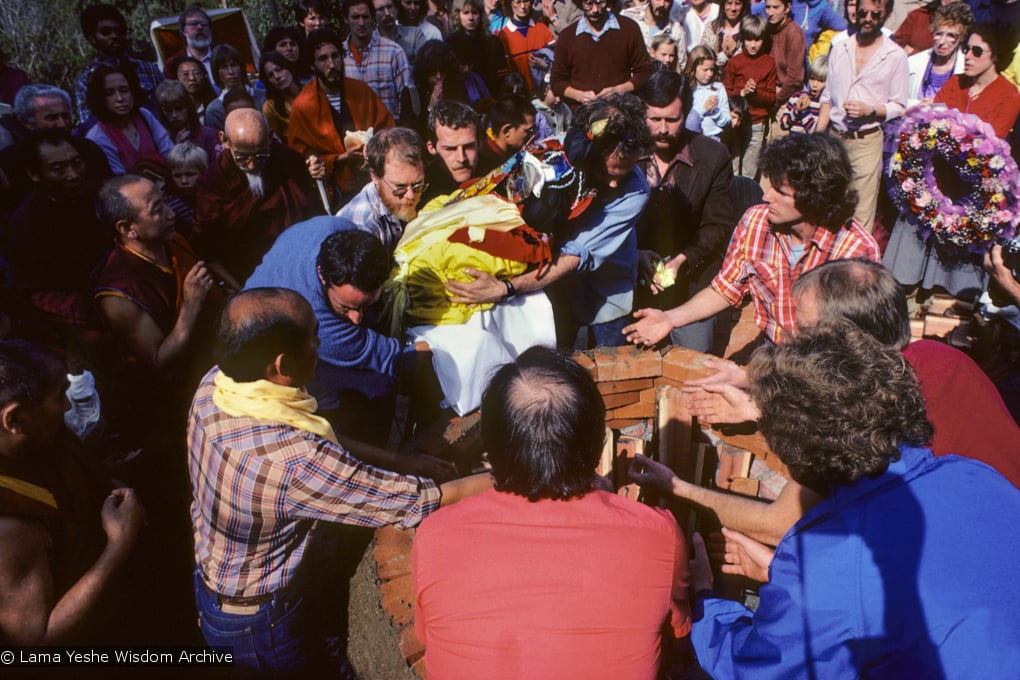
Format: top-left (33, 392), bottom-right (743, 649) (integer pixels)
top-left (649, 34), bottom-right (680, 73)
top-left (166, 141), bottom-right (209, 238)
top-left (683, 45), bottom-right (730, 141)
top-left (779, 55), bottom-right (827, 134)
top-left (722, 94), bottom-right (750, 167)
top-left (532, 74), bottom-right (571, 138)
top-left (722, 14), bottom-right (776, 179)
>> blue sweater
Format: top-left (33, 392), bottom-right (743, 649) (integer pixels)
top-left (245, 216), bottom-right (413, 407)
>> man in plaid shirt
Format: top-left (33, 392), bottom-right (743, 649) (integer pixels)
top-left (624, 133), bottom-right (880, 347)
top-left (342, 0), bottom-right (415, 121)
top-left (189, 287), bottom-right (490, 675)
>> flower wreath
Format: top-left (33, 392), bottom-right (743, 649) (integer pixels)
top-left (886, 105), bottom-right (1020, 254)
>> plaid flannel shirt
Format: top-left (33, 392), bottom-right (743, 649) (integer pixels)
top-left (343, 34), bottom-right (412, 118)
top-left (711, 204), bottom-right (880, 343)
top-left (189, 368), bottom-right (440, 598)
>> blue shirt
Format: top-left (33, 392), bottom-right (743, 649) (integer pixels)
top-left (692, 445), bottom-right (1020, 678)
top-left (559, 168), bottom-right (649, 325)
top-left (244, 216), bottom-right (413, 406)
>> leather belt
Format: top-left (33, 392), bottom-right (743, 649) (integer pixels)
top-left (834, 126), bottom-right (881, 140)
top-left (206, 583), bottom-right (274, 615)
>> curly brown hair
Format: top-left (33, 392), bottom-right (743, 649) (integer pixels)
top-left (747, 324), bottom-right (933, 495)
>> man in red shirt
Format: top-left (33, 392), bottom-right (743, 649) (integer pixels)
top-left (414, 347), bottom-right (691, 679)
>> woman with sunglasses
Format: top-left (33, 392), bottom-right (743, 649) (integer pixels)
top-left (933, 22), bottom-right (1020, 138)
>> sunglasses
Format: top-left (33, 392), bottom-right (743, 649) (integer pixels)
top-left (857, 8), bottom-right (883, 19)
top-left (380, 176), bottom-right (428, 197)
top-left (961, 43), bottom-right (986, 58)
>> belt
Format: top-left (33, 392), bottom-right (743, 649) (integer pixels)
top-left (834, 126), bottom-right (881, 140)
top-left (205, 583), bottom-right (274, 615)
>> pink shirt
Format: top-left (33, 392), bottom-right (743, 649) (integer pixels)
top-left (414, 488), bottom-right (691, 679)
top-left (822, 34), bottom-right (910, 132)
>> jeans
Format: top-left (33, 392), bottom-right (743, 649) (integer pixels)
top-left (194, 569), bottom-right (324, 676)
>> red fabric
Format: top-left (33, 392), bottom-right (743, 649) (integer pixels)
top-left (893, 7), bottom-right (934, 53)
top-left (769, 19), bottom-right (806, 103)
top-left (933, 74), bottom-right (1020, 139)
top-left (904, 339), bottom-right (1020, 488)
top-left (287, 77), bottom-right (395, 192)
top-left (192, 141), bottom-right (323, 282)
top-left (98, 113), bottom-right (158, 173)
top-left (414, 488), bottom-right (691, 680)
top-left (447, 224), bottom-right (552, 265)
top-left (724, 52), bottom-right (778, 123)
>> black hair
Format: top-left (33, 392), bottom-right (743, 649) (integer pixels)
top-left (18, 129), bottom-right (83, 174)
top-left (210, 44), bottom-right (243, 89)
top-left (296, 0), bottom-right (336, 24)
top-left (306, 28), bottom-right (344, 60)
top-left (638, 69), bottom-right (687, 109)
top-left (488, 93), bottom-right (536, 133)
top-left (759, 134), bottom-right (857, 231)
top-left (215, 288), bottom-right (313, 383)
top-left (85, 62), bottom-right (143, 123)
top-left (426, 99), bottom-right (481, 142)
top-left (566, 92), bottom-right (653, 168)
top-left (341, 0), bottom-right (377, 20)
top-left (316, 230), bottom-right (394, 292)
top-left (481, 346), bottom-right (606, 501)
top-left (81, 3), bottom-right (127, 36)
top-left (0, 340), bottom-right (63, 408)
top-left (262, 25), bottom-right (304, 54)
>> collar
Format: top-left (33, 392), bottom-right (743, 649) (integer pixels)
top-left (577, 12), bottom-right (621, 38)
top-left (118, 242), bottom-right (173, 274)
top-left (346, 32), bottom-right (378, 53)
top-left (504, 17), bottom-right (535, 32)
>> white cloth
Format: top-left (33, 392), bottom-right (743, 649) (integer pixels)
top-left (408, 291), bottom-right (556, 415)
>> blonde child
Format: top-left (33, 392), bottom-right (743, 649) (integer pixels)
top-left (649, 34), bottom-right (680, 73)
top-left (779, 55), bottom-right (828, 134)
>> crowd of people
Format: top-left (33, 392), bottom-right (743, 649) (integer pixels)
top-left (0, 0), bottom-right (1019, 676)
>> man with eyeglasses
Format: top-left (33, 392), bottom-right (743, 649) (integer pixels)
top-left (818, 0), bottom-right (908, 233)
top-left (163, 6), bottom-right (219, 89)
top-left (336, 127), bottom-right (427, 253)
top-left (550, 0), bottom-right (652, 106)
top-left (75, 4), bottom-right (164, 122)
top-left (194, 108), bottom-right (323, 287)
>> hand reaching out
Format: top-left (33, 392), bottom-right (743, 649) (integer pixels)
top-left (708, 527), bottom-right (774, 583)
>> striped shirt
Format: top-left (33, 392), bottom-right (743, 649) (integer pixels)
top-left (711, 204), bottom-right (880, 343)
top-left (343, 34), bottom-right (412, 118)
top-left (188, 368), bottom-right (440, 598)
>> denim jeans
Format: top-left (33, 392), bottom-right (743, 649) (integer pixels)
top-left (194, 569), bottom-right (326, 675)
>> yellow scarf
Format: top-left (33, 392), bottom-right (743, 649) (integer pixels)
top-left (212, 371), bottom-right (339, 444)
top-left (0, 475), bottom-right (58, 509)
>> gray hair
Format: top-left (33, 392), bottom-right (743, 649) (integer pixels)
top-left (13, 84), bottom-right (71, 126)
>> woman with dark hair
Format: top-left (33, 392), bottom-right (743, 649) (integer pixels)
top-left (154, 79), bottom-right (221, 163)
top-left (262, 25), bottom-right (309, 81)
top-left (399, 0), bottom-right (444, 41)
top-left (204, 44), bottom-right (266, 132)
top-left (933, 23), bottom-right (1020, 138)
top-left (703, 0), bottom-right (749, 67)
top-left (260, 51), bottom-right (303, 140)
top-left (174, 56), bottom-right (217, 124)
top-left (415, 40), bottom-right (490, 111)
top-left (446, 0), bottom-right (511, 94)
top-left (85, 64), bottom-right (173, 174)
top-left (295, 0), bottom-right (334, 34)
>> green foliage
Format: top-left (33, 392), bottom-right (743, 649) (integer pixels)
top-left (0, 0), bottom-right (286, 107)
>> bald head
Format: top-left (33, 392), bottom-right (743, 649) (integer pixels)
top-left (216, 288), bottom-right (318, 383)
top-left (224, 108), bottom-right (270, 147)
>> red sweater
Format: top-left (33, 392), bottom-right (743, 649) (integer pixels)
top-left (934, 74), bottom-right (1020, 140)
top-left (769, 19), bottom-right (806, 104)
top-left (724, 52), bottom-right (778, 123)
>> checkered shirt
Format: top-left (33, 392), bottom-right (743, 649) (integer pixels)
top-left (711, 204), bottom-right (880, 343)
top-left (343, 34), bottom-right (412, 118)
top-left (188, 368), bottom-right (440, 598)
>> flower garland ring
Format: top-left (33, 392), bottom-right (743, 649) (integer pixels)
top-left (886, 105), bottom-right (1020, 254)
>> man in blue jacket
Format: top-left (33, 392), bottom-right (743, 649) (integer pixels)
top-left (686, 323), bottom-right (1020, 678)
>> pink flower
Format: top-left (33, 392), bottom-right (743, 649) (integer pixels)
top-left (901, 178), bottom-right (916, 192)
top-left (950, 124), bottom-right (968, 140)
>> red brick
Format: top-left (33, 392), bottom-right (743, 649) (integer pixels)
top-left (596, 427), bottom-right (614, 478)
top-left (639, 387), bottom-right (658, 404)
top-left (400, 623), bottom-right (426, 663)
top-left (592, 346), bottom-right (662, 382)
top-left (597, 377), bottom-right (653, 396)
top-left (615, 435), bottom-right (645, 494)
top-left (661, 346), bottom-right (716, 383)
top-left (571, 351), bottom-right (598, 380)
top-left (411, 656), bottom-right (427, 679)
top-left (716, 444), bottom-right (752, 489)
top-left (606, 418), bottom-right (642, 430)
top-left (655, 385), bottom-right (693, 475)
top-left (608, 401), bottom-right (655, 420)
top-left (374, 526), bottom-right (415, 569)
top-left (603, 390), bottom-right (641, 410)
top-left (377, 551), bottom-right (413, 580)
top-left (730, 477), bottom-right (760, 497)
top-left (923, 314), bottom-right (963, 338)
top-left (379, 574), bottom-right (416, 626)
